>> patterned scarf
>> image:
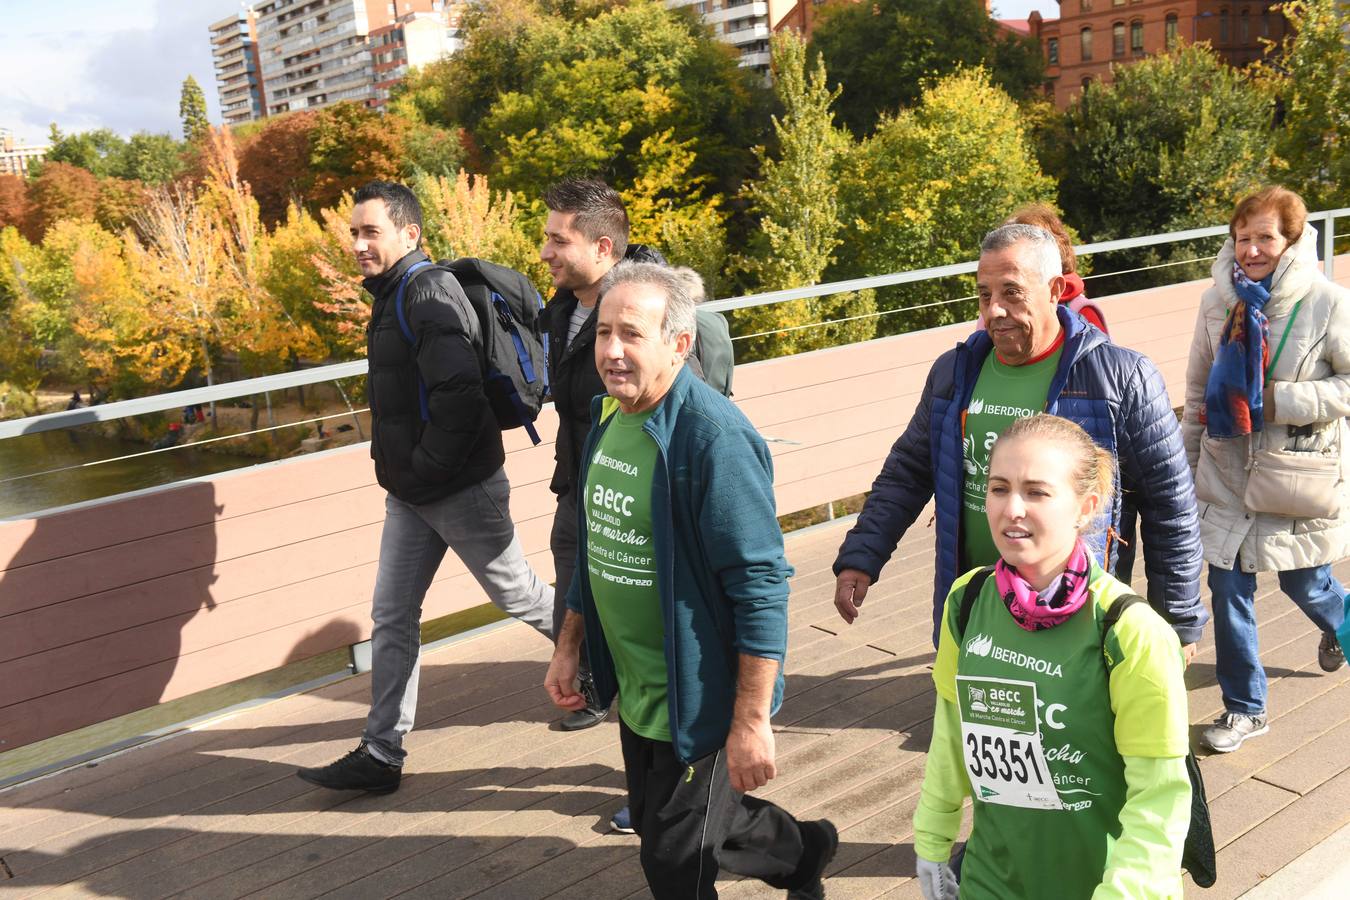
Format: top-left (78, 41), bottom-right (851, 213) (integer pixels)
top-left (1203, 261), bottom-right (1272, 437)
top-left (994, 540), bottom-right (1093, 632)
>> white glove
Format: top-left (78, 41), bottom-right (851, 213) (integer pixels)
top-left (916, 857), bottom-right (959, 900)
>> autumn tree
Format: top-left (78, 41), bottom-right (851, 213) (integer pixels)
top-left (308, 102), bottom-right (408, 209)
top-left (0, 176), bottom-right (30, 237)
top-left (833, 68), bottom-right (1055, 332)
top-left (236, 111), bottom-right (319, 224)
top-left (732, 31), bottom-right (874, 359)
top-left (811, 0), bottom-right (1045, 136)
top-left (414, 169), bottom-right (548, 287)
top-left (130, 184), bottom-right (230, 397)
top-left (179, 76), bottom-right (211, 142)
top-left (25, 162), bottom-right (99, 240)
top-left (0, 227), bottom-right (46, 400)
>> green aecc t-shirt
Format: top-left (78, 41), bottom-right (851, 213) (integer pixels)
top-left (584, 406), bottom-right (670, 741)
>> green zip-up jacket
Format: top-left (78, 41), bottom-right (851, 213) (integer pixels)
top-left (566, 365), bottom-right (793, 763)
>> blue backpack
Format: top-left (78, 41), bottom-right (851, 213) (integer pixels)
top-left (394, 258), bottom-right (548, 445)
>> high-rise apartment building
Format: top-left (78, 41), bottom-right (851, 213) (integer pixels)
top-left (370, 5), bottom-right (466, 107)
top-left (209, 9), bottom-right (267, 126)
top-left (247, 0), bottom-right (458, 118)
top-left (0, 128), bottom-right (49, 177)
top-left (1028, 0), bottom-right (1290, 108)
top-left (667, 0), bottom-right (801, 73)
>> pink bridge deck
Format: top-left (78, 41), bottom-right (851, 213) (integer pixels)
top-left (0, 519), bottom-right (1348, 898)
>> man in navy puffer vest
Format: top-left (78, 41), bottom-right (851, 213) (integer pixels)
top-left (832, 224), bottom-right (1208, 656)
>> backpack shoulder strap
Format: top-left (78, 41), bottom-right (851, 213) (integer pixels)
top-left (1101, 593), bottom-right (1147, 635)
top-left (394, 260), bottom-right (435, 345)
top-left (956, 566), bottom-right (996, 639)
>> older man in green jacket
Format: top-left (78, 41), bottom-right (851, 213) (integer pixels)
top-left (544, 261), bottom-right (836, 899)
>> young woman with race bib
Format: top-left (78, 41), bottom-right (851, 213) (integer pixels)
top-left (912, 414), bottom-right (1192, 899)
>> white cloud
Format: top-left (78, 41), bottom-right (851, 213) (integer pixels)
top-left (0, 0), bottom-right (240, 144)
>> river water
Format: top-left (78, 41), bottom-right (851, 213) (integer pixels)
top-left (0, 429), bottom-right (263, 519)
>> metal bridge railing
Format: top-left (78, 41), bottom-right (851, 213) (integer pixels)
top-left (1, 207), bottom-right (1344, 444)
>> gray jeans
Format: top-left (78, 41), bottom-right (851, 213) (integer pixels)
top-left (364, 467), bottom-right (554, 765)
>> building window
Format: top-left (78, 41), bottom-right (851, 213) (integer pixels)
top-left (1113, 22), bottom-right (1125, 57)
top-left (1131, 19), bottom-right (1144, 53)
top-left (1113, 0), bottom-right (1123, 5)
top-left (1240, 9), bottom-right (1250, 42)
top-left (1080, 0), bottom-right (1092, 10)
top-left (1048, 37), bottom-right (1059, 65)
top-left (1082, 76), bottom-right (1093, 92)
top-left (1081, 27), bottom-right (1093, 61)
top-left (1166, 13), bottom-right (1179, 47)
top-left (1220, 8), bottom-right (1230, 43)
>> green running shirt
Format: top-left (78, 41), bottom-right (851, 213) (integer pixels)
top-left (584, 406), bottom-right (670, 741)
top-left (960, 344), bottom-right (1062, 570)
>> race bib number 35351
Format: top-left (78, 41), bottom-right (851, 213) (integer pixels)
top-left (955, 675), bottom-right (1062, 811)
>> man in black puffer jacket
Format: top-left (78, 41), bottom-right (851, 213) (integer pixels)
top-left (539, 178), bottom-right (666, 735)
top-left (297, 181), bottom-right (553, 795)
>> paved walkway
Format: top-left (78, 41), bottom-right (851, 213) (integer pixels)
top-left (1, 518), bottom-right (1348, 898)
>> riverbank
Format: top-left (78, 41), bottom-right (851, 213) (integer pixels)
top-left (32, 384), bottom-right (373, 460)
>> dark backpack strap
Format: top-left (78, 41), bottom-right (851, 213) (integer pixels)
top-left (956, 566), bottom-right (996, 638)
top-left (1101, 593), bottom-right (1147, 635)
top-left (1099, 591), bottom-right (1217, 888)
top-left (394, 261), bottom-right (435, 422)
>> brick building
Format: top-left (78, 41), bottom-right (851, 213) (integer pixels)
top-left (1029, 1), bottom-right (1289, 108)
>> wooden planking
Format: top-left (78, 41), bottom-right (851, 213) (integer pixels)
top-left (2, 522), bottom-right (1347, 898)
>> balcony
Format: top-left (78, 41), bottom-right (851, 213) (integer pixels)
top-left (724, 21), bottom-right (770, 46)
top-left (703, 0), bottom-right (767, 27)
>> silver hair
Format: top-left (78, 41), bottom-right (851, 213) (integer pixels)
top-left (599, 260), bottom-right (698, 356)
top-left (669, 266), bottom-right (707, 304)
top-left (980, 224), bottom-right (1063, 286)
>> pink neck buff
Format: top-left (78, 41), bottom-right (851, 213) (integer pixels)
top-left (994, 540), bottom-right (1093, 632)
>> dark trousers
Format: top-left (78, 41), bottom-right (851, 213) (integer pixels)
top-left (619, 719), bottom-right (818, 898)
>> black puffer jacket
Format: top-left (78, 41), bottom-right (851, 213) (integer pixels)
top-left (365, 250), bottom-right (502, 505)
top-left (541, 244), bottom-right (665, 496)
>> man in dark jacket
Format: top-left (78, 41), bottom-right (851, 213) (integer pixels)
top-left (539, 178), bottom-right (668, 732)
top-left (544, 261), bottom-right (836, 899)
top-left (833, 224), bottom-right (1208, 657)
top-left (297, 181), bottom-right (553, 794)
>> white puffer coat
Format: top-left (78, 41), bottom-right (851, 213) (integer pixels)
top-left (1182, 224), bottom-right (1350, 573)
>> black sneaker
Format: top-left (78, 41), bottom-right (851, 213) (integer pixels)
top-left (296, 744), bottom-right (401, 794)
top-left (560, 672), bottom-right (610, 731)
top-left (1318, 631), bottom-right (1345, 673)
top-left (787, 818), bottom-right (839, 899)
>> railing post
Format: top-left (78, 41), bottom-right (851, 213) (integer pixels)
top-left (1324, 212), bottom-right (1336, 280)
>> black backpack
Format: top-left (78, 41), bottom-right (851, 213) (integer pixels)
top-left (394, 258), bottom-right (548, 445)
top-left (957, 568), bottom-right (1217, 889)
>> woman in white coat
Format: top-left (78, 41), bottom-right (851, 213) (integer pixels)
top-left (1183, 186), bottom-right (1350, 754)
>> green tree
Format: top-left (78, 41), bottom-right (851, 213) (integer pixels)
top-left (440, 0), bottom-right (768, 204)
top-left (179, 75), bottom-right (211, 142)
top-left (42, 126), bottom-right (128, 177)
top-left (1052, 45), bottom-right (1271, 242)
top-left (1258, 0), bottom-right (1350, 210)
top-left (811, 0), bottom-right (1045, 137)
top-left (732, 31), bottom-right (875, 359)
top-left (834, 68), bottom-right (1055, 332)
top-left (120, 132), bottom-right (187, 184)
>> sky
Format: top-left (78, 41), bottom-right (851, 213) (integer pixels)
top-left (0, 0), bottom-right (1065, 146)
top-left (0, 0), bottom-right (242, 144)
